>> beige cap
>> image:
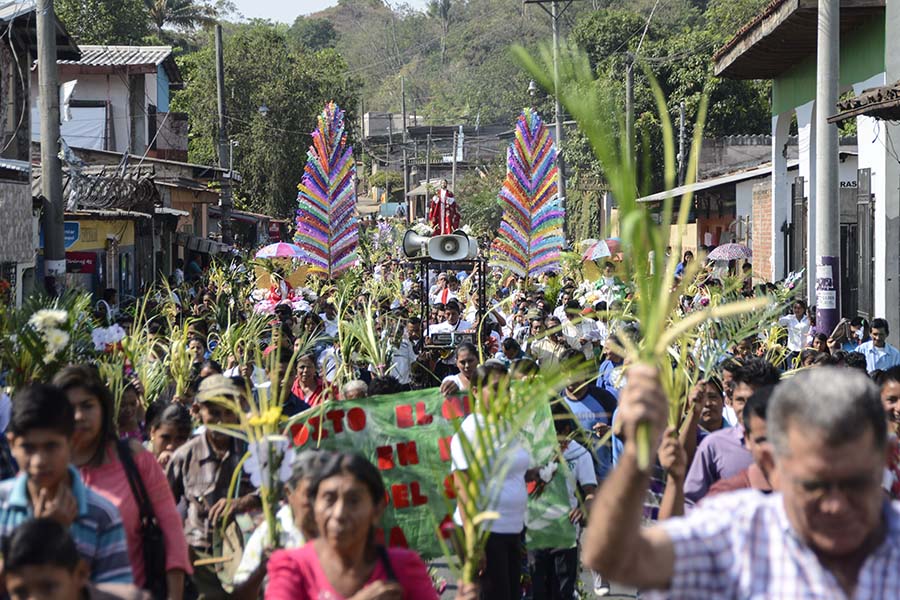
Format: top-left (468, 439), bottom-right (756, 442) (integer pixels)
top-left (196, 374), bottom-right (241, 403)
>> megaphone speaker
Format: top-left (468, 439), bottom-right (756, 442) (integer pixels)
top-left (402, 230), bottom-right (431, 258)
top-left (429, 234), bottom-right (469, 261)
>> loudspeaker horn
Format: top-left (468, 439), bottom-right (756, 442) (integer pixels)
top-left (402, 230), bottom-right (431, 258)
top-left (428, 233), bottom-right (469, 261)
top-left (452, 229), bottom-right (479, 259)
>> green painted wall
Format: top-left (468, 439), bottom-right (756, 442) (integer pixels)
top-left (772, 13), bottom-right (886, 115)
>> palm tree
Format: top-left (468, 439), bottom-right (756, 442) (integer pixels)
top-left (145, 0), bottom-right (218, 35)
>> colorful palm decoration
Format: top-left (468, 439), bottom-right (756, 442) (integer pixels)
top-left (294, 101), bottom-right (359, 278)
top-left (491, 108), bottom-right (564, 279)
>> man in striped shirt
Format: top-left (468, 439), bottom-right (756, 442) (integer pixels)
top-left (0, 384), bottom-right (131, 584)
top-left (583, 366), bottom-right (900, 599)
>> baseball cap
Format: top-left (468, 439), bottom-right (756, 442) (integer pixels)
top-left (196, 374), bottom-right (241, 403)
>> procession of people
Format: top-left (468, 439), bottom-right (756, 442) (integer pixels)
top-left (3, 203), bottom-right (900, 600)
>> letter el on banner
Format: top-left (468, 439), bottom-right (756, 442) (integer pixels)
top-left (292, 389), bottom-right (576, 558)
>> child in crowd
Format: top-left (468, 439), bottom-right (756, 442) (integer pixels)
top-left (145, 402), bottom-right (192, 469)
top-left (0, 384), bottom-right (132, 584)
top-left (2, 518), bottom-right (148, 600)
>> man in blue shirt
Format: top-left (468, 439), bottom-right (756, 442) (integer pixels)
top-left (856, 318), bottom-right (900, 373)
top-left (596, 334), bottom-right (625, 400)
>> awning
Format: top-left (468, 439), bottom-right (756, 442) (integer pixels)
top-left (829, 80), bottom-right (900, 123)
top-left (637, 160), bottom-right (800, 203)
top-left (154, 206), bottom-right (189, 217)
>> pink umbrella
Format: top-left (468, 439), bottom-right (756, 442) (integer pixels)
top-left (604, 238), bottom-right (621, 255)
top-left (255, 242), bottom-right (305, 259)
top-left (707, 243), bottom-right (752, 261)
top-left (582, 240), bottom-right (612, 261)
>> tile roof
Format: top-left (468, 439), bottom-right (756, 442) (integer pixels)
top-left (59, 45), bottom-right (173, 68)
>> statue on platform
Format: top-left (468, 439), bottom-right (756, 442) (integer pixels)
top-left (428, 179), bottom-right (460, 235)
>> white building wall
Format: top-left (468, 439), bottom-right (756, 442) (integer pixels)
top-left (884, 2), bottom-right (900, 325)
top-left (30, 72), bottom-right (138, 153)
top-left (796, 100), bottom-right (817, 304)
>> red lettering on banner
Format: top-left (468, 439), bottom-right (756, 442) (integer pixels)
top-left (347, 407), bottom-right (367, 431)
top-left (443, 474), bottom-right (457, 499)
top-left (376, 445), bottom-right (394, 470)
top-left (291, 415), bottom-right (327, 447)
top-left (392, 483), bottom-right (411, 508)
top-left (438, 436), bottom-right (453, 461)
top-left (441, 395), bottom-right (471, 420)
top-left (396, 404), bottom-right (414, 428)
top-left (388, 527), bottom-right (409, 548)
top-left (325, 410), bottom-right (345, 434)
top-left (396, 441), bottom-right (419, 466)
top-left (410, 481), bottom-right (428, 506)
top-left (415, 402), bottom-right (434, 425)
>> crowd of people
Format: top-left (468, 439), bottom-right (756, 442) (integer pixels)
top-left (2, 236), bottom-right (900, 600)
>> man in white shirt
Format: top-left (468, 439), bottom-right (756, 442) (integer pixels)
top-left (427, 300), bottom-right (473, 336)
top-left (778, 299), bottom-right (811, 352)
top-left (390, 318), bottom-right (421, 388)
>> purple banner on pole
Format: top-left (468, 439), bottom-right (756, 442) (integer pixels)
top-left (816, 255), bottom-right (841, 336)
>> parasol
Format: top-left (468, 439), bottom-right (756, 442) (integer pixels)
top-left (706, 243), bottom-right (752, 261)
top-left (582, 240), bottom-right (612, 261)
top-left (255, 242), bottom-right (305, 259)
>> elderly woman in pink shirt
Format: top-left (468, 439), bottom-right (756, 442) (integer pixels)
top-left (54, 366), bottom-right (191, 599)
top-left (267, 453), bottom-right (467, 600)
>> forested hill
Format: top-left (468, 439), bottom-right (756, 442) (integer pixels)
top-left (295, 0), bottom-right (771, 134)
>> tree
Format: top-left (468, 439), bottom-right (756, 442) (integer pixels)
top-left (55, 0), bottom-right (150, 44)
top-left (172, 22), bottom-right (360, 218)
top-left (427, 0), bottom-right (451, 65)
top-left (145, 0), bottom-right (218, 35)
top-left (288, 17), bottom-right (338, 51)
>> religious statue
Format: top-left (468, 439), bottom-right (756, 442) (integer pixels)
top-left (428, 179), bottom-right (460, 235)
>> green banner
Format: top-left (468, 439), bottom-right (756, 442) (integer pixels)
top-left (292, 389), bottom-right (576, 558)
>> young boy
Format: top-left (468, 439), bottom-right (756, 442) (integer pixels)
top-left (166, 375), bottom-right (259, 598)
top-left (2, 518), bottom-right (147, 600)
top-left (0, 384), bottom-right (131, 584)
top-left (530, 404), bottom-right (598, 600)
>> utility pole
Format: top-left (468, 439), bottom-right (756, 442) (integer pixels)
top-left (215, 25), bottom-right (233, 246)
top-left (815, 0), bottom-right (840, 334)
top-left (37, 0), bottom-right (65, 293)
top-left (677, 101), bottom-right (686, 186)
top-left (451, 129), bottom-right (458, 193)
top-left (625, 54), bottom-right (634, 168)
top-left (525, 0), bottom-right (582, 241)
top-left (401, 76), bottom-right (409, 222)
top-left (425, 132), bottom-right (432, 216)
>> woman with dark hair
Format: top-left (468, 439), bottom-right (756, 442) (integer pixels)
top-left (53, 365), bottom-right (192, 599)
top-left (290, 353), bottom-right (327, 408)
top-left (266, 453), bottom-right (439, 600)
top-left (440, 342), bottom-right (479, 396)
top-left (146, 402), bottom-right (192, 468)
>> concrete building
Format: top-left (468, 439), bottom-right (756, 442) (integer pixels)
top-left (30, 45), bottom-right (187, 161)
top-left (713, 0), bottom-right (897, 322)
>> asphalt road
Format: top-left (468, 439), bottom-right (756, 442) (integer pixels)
top-left (430, 559), bottom-right (639, 600)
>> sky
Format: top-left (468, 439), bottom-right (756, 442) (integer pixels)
top-left (231, 0), bottom-right (429, 24)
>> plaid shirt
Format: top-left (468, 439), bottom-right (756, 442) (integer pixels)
top-left (166, 432), bottom-right (253, 551)
top-left (0, 466), bottom-right (132, 584)
top-left (644, 490), bottom-right (900, 599)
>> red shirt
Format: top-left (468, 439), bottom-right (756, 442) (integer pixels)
top-left (265, 543), bottom-right (438, 600)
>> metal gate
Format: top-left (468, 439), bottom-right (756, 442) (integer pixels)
top-left (857, 168), bottom-right (874, 319)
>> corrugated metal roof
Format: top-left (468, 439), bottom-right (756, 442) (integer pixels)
top-left (59, 45), bottom-right (173, 68)
top-left (637, 160), bottom-right (801, 203)
top-left (0, 1), bottom-right (34, 21)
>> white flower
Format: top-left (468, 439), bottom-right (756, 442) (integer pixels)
top-left (28, 309), bottom-right (68, 331)
top-left (243, 437), bottom-right (293, 488)
top-left (43, 328), bottom-right (70, 362)
top-left (91, 325), bottom-right (126, 351)
top-left (539, 462), bottom-right (558, 483)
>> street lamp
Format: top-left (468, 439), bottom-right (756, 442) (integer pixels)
top-left (258, 103), bottom-right (269, 118)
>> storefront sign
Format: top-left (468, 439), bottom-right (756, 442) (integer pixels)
top-left (66, 251), bottom-right (97, 274)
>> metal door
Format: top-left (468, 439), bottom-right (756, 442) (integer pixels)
top-left (790, 176), bottom-right (807, 274)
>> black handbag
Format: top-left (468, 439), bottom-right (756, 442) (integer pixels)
top-left (116, 440), bottom-right (168, 599)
